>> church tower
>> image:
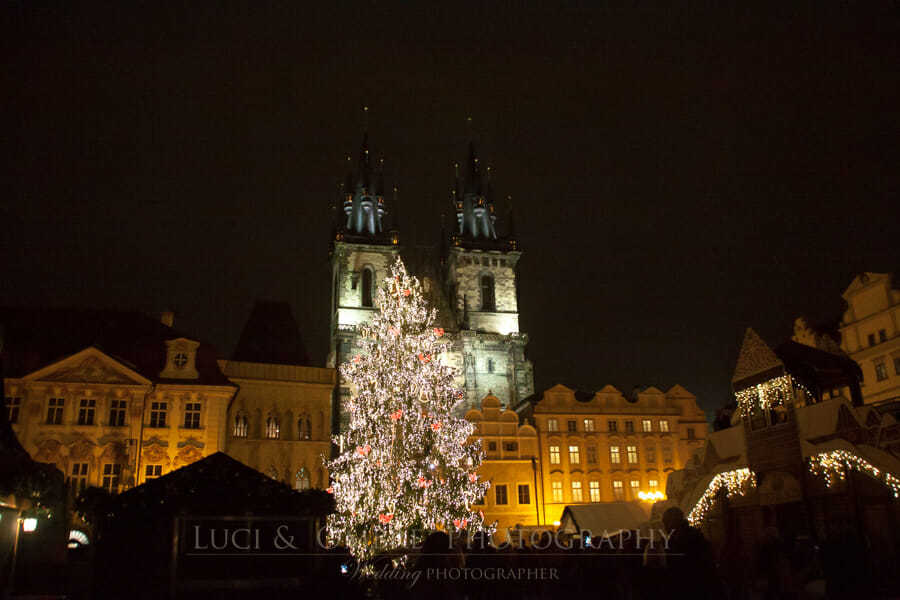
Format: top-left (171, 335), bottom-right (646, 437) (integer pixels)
top-left (443, 141), bottom-right (534, 410)
top-left (328, 133), bottom-right (399, 428)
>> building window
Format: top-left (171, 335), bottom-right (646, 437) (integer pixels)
top-left (47, 398), bottom-right (65, 424)
top-left (586, 446), bottom-right (597, 464)
top-left (298, 415), bottom-right (312, 440)
top-left (641, 419), bottom-right (652, 432)
top-left (70, 463), bottom-right (89, 494)
top-left (361, 267), bottom-right (374, 307)
top-left (584, 418), bottom-right (595, 432)
top-left (5, 397), bottom-right (21, 424)
top-left (569, 445), bottom-right (581, 465)
top-left (662, 444), bottom-right (673, 464)
top-left (589, 481), bottom-right (601, 502)
top-left (109, 399), bottom-right (126, 426)
top-left (149, 401), bottom-right (167, 428)
top-left (547, 418), bottom-right (559, 432)
top-left (610, 445), bottom-right (621, 464)
top-left (612, 481), bottom-right (624, 501)
top-left (645, 444), bottom-right (656, 464)
top-left (875, 360), bottom-right (889, 382)
top-left (487, 358), bottom-right (495, 373)
top-left (295, 468), bottom-right (310, 490)
top-left (145, 464), bottom-right (162, 480)
top-left (266, 416), bottom-right (280, 439)
top-left (77, 399), bottom-right (96, 425)
top-left (868, 333), bottom-right (876, 346)
top-left (648, 479), bottom-right (658, 491)
top-left (503, 441), bottom-right (518, 452)
top-left (183, 402), bottom-right (201, 429)
top-left (608, 420), bottom-right (617, 433)
top-left (571, 481), bottom-right (583, 502)
top-left (630, 480), bottom-right (640, 499)
top-left (659, 420), bottom-right (669, 432)
top-left (481, 274), bottom-right (496, 311)
top-left (879, 329), bottom-right (888, 343)
top-left (625, 421), bottom-right (634, 433)
top-left (233, 414), bottom-right (248, 438)
top-left (627, 445), bottom-right (638, 463)
top-left (495, 484), bottom-right (508, 505)
top-left (173, 352), bottom-right (189, 369)
top-left (102, 464), bottom-right (121, 492)
top-left (687, 427), bottom-right (696, 440)
top-left (518, 484), bottom-right (530, 504)
top-left (551, 481), bottom-right (563, 503)
top-left (488, 441), bottom-right (498, 451)
top-left (549, 445), bottom-right (561, 464)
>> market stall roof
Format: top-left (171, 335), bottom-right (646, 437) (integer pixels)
top-left (558, 502), bottom-right (649, 535)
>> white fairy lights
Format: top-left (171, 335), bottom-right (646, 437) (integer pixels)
top-left (808, 449), bottom-right (900, 498)
top-left (686, 468), bottom-right (756, 526)
top-left (325, 257), bottom-right (492, 565)
top-left (736, 375), bottom-right (814, 416)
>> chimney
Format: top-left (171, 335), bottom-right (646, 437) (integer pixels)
top-left (160, 311), bottom-right (175, 328)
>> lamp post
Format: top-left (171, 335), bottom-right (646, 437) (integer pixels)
top-left (6, 515), bottom-right (37, 599)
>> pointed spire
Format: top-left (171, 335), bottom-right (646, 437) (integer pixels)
top-left (463, 140), bottom-right (481, 195)
top-left (732, 328), bottom-right (784, 384)
top-left (391, 185), bottom-right (400, 230)
top-left (506, 196), bottom-right (516, 239)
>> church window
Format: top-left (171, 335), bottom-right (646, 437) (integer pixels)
top-left (589, 481), bottom-right (601, 502)
top-left (70, 463), bottom-right (89, 494)
top-left (145, 464), bottom-right (162, 480)
top-left (47, 398), bottom-right (65, 424)
top-left (361, 267), bottom-right (374, 307)
top-left (875, 360), bottom-right (888, 381)
top-left (571, 481), bottom-right (583, 502)
top-left (583, 418), bottom-right (595, 432)
top-left (77, 399), bottom-right (95, 425)
top-left (551, 481), bottom-right (563, 502)
top-left (612, 480), bottom-right (624, 501)
top-left (233, 413), bottom-right (248, 438)
top-left (547, 418), bottom-right (558, 432)
top-left (295, 468), bottom-right (311, 490)
top-left (183, 402), bottom-right (201, 429)
top-left (487, 358), bottom-right (495, 373)
top-left (609, 446), bottom-right (621, 464)
top-left (109, 399), bottom-right (126, 426)
top-left (102, 463), bottom-right (121, 492)
top-left (149, 401), bottom-right (167, 427)
top-left (298, 415), bottom-right (312, 440)
top-left (480, 274), bottom-right (495, 311)
top-left (5, 397), bottom-right (21, 424)
top-left (266, 415), bottom-right (280, 439)
top-left (549, 445), bottom-right (560, 464)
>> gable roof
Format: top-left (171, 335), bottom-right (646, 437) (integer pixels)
top-left (732, 328), bottom-right (783, 384)
top-left (23, 346), bottom-right (152, 386)
top-left (559, 503), bottom-right (649, 535)
top-left (232, 300), bottom-right (309, 365)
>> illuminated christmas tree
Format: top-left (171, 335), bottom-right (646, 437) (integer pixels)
top-left (324, 257), bottom-right (491, 565)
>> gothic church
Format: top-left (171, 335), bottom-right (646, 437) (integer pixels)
top-left (328, 133), bottom-right (534, 419)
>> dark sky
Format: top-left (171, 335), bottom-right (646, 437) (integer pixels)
top-left (2, 3), bottom-right (898, 418)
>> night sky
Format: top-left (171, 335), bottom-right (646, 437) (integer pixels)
top-left (2, 3), bottom-right (898, 418)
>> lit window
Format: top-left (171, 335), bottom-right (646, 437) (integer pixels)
top-left (145, 464), bottom-right (162, 480)
top-left (547, 418), bottom-right (559, 432)
top-left (875, 360), bottom-right (888, 382)
top-left (648, 479), bottom-right (658, 491)
top-left (47, 398), bottom-right (65, 424)
top-left (641, 419), bottom-right (652, 432)
top-left (183, 402), bottom-right (201, 429)
top-left (659, 420), bottom-right (669, 432)
top-left (481, 274), bottom-right (496, 311)
top-left (266, 416), bottom-right (280, 439)
top-left (569, 445), bottom-right (580, 464)
top-left (612, 481), bottom-right (624, 501)
top-left (108, 399), bottom-right (126, 426)
top-left (625, 421), bottom-right (634, 433)
top-left (584, 418), bottom-right (595, 432)
top-left (627, 445), bottom-right (638, 463)
top-left (630, 480), bottom-right (640, 499)
top-left (295, 468), bottom-right (310, 490)
top-left (233, 414), bottom-right (248, 438)
top-left (571, 481), bottom-right (583, 502)
top-left (518, 484), bottom-right (530, 504)
top-left (551, 481), bottom-right (563, 503)
top-left (608, 420), bottom-right (617, 432)
top-left (5, 397), bottom-right (22, 424)
top-left (549, 445), bottom-right (561, 464)
top-left (586, 446), bottom-right (597, 464)
top-left (149, 401), bottom-right (167, 428)
top-left (495, 484), bottom-right (508, 505)
top-left (361, 267), bottom-right (374, 307)
top-left (70, 463), bottom-right (89, 494)
top-left (589, 481), bottom-right (601, 502)
top-left (609, 446), bottom-right (621, 464)
top-left (102, 463), bottom-right (121, 492)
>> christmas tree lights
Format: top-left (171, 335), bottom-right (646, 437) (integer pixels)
top-left (736, 375), bottom-right (814, 416)
top-left (808, 449), bottom-right (900, 498)
top-left (324, 257), bottom-right (491, 566)
top-left (686, 468), bottom-right (756, 526)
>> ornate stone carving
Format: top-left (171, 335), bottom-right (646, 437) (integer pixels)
top-left (100, 442), bottom-right (127, 463)
top-left (34, 438), bottom-right (63, 463)
top-left (176, 437), bottom-right (204, 449)
top-left (143, 444), bottom-right (171, 465)
top-left (69, 438), bottom-right (96, 460)
top-left (173, 445), bottom-right (203, 468)
top-left (40, 356), bottom-right (137, 384)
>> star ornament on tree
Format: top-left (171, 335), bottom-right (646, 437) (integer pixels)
top-left (324, 257), bottom-right (493, 568)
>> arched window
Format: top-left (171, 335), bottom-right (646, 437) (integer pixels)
top-left (298, 415), bottom-right (312, 440)
top-left (361, 267), bottom-right (374, 307)
top-left (295, 467), bottom-right (310, 490)
top-left (481, 274), bottom-right (495, 311)
top-left (265, 415), bottom-right (280, 439)
top-left (233, 413), bottom-right (248, 438)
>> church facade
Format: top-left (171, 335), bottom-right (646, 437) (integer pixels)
top-left (327, 134), bottom-right (534, 421)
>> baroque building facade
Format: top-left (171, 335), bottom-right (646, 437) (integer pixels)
top-left (328, 134), bottom-right (534, 422)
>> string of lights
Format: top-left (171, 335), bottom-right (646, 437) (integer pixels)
top-left (686, 468), bottom-right (756, 526)
top-left (735, 375), bottom-right (814, 416)
top-left (807, 449), bottom-right (900, 498)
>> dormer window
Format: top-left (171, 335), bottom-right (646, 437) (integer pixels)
top-left (160, 338), bottom-right (200, 379)
top-left (173, 353), bottom-right (188, 369)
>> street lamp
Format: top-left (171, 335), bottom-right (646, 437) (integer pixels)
top-left (22, 517), bottom-right (37, 533)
